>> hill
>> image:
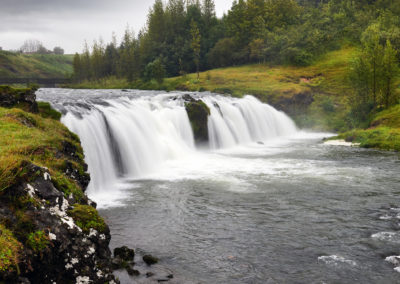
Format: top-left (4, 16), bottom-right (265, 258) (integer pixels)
top-left (0, 50), bottom-right (73, 79)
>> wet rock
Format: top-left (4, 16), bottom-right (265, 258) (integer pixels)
top-left (146, 272), bottom-right (155, 278)
top-left (114, 246), bottom-right (135, 261)
top-left (143, 254), bottom-right (159, 266)
top-left (185, 98), bottom-right (210, 144)
top-left (111, 257), bottom-right (129, 270)
top-left (182, 94), bottom-right (196, 102)
top-left (126, 267), bottom-right (140, 276)
top-left (63, 160), bottom-right (90, 190)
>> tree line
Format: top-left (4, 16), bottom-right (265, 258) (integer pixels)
top-left (72, 0), bottom-right (400, 118)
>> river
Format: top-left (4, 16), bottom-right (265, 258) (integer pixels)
top-left (38, 89), bottom-right (400, 283)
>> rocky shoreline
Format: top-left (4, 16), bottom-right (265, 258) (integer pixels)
top-left (0, 86), bottom-right (186, 284)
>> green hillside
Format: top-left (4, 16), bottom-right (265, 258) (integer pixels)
top-left (0, 50), bottom-right (73, 79)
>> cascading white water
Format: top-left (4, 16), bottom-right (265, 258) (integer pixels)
top-left (203, 95), bottom-right (297, 149)
top-left (41, 90), bottom-right (297, 194)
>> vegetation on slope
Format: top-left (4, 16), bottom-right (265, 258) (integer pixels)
top-left (0, 50), bottom-right (73, 78)
top-left (0, 86), bottom-right (114, 279)
top-left (337, 105), bottom-right (400, 151)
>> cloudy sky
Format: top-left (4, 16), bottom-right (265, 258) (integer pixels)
top-left (0, 0), bottom-right (233, 54)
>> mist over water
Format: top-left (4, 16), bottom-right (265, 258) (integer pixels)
top-left (38, 89), bottom-right (400, 283)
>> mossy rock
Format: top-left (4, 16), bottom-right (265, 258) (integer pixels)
top-left (143, 254), bottom-right (159, 265)
top-left (0, 85), bottom-right (38, 113)
top-left (68, 204), bottom-right (107, 233)
top-left (185, 99), bottom-right (210, 144)
top-left (37, 102), bottom-right (61, 120)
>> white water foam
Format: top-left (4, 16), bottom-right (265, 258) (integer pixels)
top-left (371, 231), bottom-right (400, 243)
top-left (58, 93), bottom-right (301, 206)
top-left (318, 255), bottom-right (357, 267)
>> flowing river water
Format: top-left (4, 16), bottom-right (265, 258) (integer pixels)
top-left (38, 89), bottom-right (400, 283)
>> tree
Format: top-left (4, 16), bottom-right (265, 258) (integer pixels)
top-left (381, 40), bottom-right (399, 108)
top-left (144, 58), bottom-right (166, 84)
top-left (249, 38), bottom-right (265, 63)
top-left (349, 54), bottom-right (374, 125)
top-left (72, 53), bottom-right (82, 82)
top-left (190, 20), bottom-right (201, 79)
top-left (53, 47), bottom-right (64, 55)
top-left (20, 39), bottom-right (45, 54)
top-left (361, 24), bottom-right (385, 107)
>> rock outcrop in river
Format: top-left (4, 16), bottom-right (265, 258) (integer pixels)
top-left (183, 94), bottom-right (210, 144)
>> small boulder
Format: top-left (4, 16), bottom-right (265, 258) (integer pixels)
top-left (143, 254), bottom-right (159, 266)
top-left (146, 272), bottom-right (155, 278)
top-left (126, 267), bottom-right (140, 276)
top-left (114, 246), bottom-right (135, 261)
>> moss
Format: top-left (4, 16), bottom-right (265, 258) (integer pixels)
top-left (68, 204), bottom-right (106, 233)
top-left (26, 230), bottom-right (49, 253)
top-left (37, 102), bottom-right (61, 120)
top-left (0, 224), bottom-right (22, 273)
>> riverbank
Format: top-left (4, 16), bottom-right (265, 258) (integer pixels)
top-left (333, 105), bottom-right (400, 151)
top-left (0, 86), bottom-right (118, 283)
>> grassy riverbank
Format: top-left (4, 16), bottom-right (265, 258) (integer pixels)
top-left (0, 86), bottom-right (104, 276)
top-left (335, 105), bottom-right (400, 151)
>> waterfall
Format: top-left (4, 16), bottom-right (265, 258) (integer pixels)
top-left (204, 95), bottom-right (297, 149)
top-left (39, 90), bottom-right (297, 194)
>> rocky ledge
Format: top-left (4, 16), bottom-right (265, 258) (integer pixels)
top-left (0, 85), bottom-right (119, 283)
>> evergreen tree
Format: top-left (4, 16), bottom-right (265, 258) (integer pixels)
top-left (191, 20), bottom-right (201, 79)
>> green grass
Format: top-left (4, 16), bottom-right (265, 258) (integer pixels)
top-left (337, 104), bottom-right (400, 151)
top-left (0, 50), bottom-right (73, 78)
top-left (0, 100), bottom-right (84, 198)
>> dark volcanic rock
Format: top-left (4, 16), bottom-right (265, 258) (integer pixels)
top-left (114, 246), bottom-right (135, 261)
top-left (143, 254), bottom-right (159, 266)
top-left (0, 164), bottom-right (119, 284)
top-left (0, 85), bottom-right (38, 113)
top-left (184, 96), bottom-right (210, 144)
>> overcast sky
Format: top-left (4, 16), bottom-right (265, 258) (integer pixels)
top-left (0, 0), bottom-right (233, 54)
